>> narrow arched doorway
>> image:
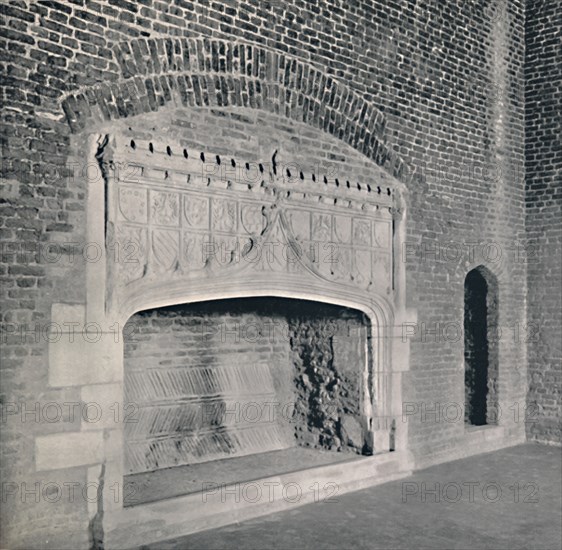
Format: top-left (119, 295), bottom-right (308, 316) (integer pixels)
top-left (464, 267), bottom-right (499, 426)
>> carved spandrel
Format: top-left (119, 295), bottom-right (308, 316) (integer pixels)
top-left (331, 247), bottom-right (352, 282)
top-left (212, 234), bottom-right (241, 267)
top-left (298, 241), bottom-right (321, 265)
top-left (311, 213), bottom-right (331, 241)
top-left (373, 250), bottom-right (392, 293)
top-left (286, 209), bottom-right (310, 241)
top-left (353, 249), bottom-right (372, 287)
top-left (373, 221), bottom-right (391, 249)
top-left (115, 225), bottom-right (147, 283)
top-left (287, 241), bottom-right (309, 274)
top-left (333, 215), bottom-right (352, 243)
top-left (249, 214), bottom-right (290, 272)
top-left (314, 247), bottom-right (334, 280)
top-left (182, 232), bottom-right (211, 271)
top-left (353, 219), bottom-right (371, 247)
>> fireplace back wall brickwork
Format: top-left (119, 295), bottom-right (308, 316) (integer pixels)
top-left (123, 298), bottom-right (369, 476)
top-left (123, 302), bottom-right (294, 475)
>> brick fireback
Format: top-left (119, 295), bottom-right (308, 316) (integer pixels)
top-left (123, 298), bottom-right (370, 475)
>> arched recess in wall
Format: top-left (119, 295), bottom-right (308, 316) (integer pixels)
top-left (49, 40), bottom-right (418, 536)
top-left (56, 36), bottom-right (415, 463)
top-left (59, 37), bottom-right (413, 186)
top-left (464, 265), bottom-right (499, 426)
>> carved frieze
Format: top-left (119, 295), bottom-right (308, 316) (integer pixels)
top-left (107, 138), bottom-right (396, 299)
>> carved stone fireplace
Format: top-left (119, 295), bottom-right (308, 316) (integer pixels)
top-left (70, 129), bottom-right (414, 547)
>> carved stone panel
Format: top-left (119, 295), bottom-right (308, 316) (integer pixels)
top-left (183, 195), bottom-right (209, 229)
top-left (151, 191), bottom-right (180, 226)
top-left (107, 138), bottom-right (396, 305)
top-left (152, 229), bottom-right (180, 273)
top-left (118, 187), bottom-right (148, 224)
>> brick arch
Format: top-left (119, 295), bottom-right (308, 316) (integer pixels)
top-left (462, 255), bottom-right (509, 290)
top-left (467, 264), bottom-right (499, 291)
top-left (60, 37), bottom-right (411, 183)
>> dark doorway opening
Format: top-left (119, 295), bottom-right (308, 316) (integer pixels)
top-left (464, 267), bottom-right (499, 426)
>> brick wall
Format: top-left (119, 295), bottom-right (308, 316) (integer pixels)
top-left (524, 0), bottom-right (562, 445)
top-left (0, 0), bottom-right (542, 547)
top-left (123, 299), bottom-right (294, 474)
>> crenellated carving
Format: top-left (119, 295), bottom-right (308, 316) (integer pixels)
top-left (103, 136), bottom-right (397, 315)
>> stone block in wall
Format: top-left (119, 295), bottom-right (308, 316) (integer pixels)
top-left (80, 383), bottom-right (123, 430)
top-left (49, 337), bottom-right (93, 387)
top-left (35, 431), bottom-right (104, 471)
top-left (48, 303), bottom-right (123, 386)
top-left (49, 336), bottom-right (123, 387)
top-left (48, 303), bottom-right (87, 387)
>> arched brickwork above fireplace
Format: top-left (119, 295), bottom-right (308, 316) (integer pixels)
top-left (60, 37), bottom-right (412, 183)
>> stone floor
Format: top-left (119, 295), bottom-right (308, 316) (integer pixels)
top-left (137, 444), bottom-right (562, 550)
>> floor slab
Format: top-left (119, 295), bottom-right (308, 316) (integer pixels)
top-left (125, 447), bottom-right (361, 505)
top-left (135, 443), bottom-right (562, 550)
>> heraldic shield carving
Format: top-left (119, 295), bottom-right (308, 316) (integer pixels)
top-left (105, 137), bottom-right (396, 308)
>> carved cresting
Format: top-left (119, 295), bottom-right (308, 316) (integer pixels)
top-left (104, 137), bottom-right (395, 310)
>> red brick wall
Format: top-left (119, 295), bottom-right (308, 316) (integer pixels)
top-left (524, 0), bottom-right (562, 445)
top-left (0, 0), bottom-right (539, 547)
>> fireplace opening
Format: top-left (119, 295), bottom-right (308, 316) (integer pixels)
top-left (122, 297), bottom-right (374, 506)
top-left (464, 267), bottom-right (499, 426)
